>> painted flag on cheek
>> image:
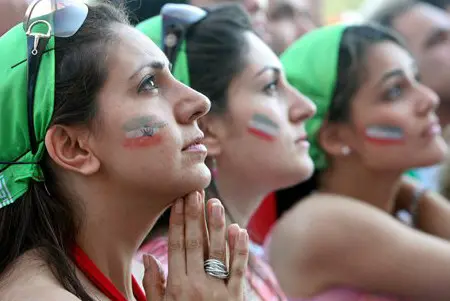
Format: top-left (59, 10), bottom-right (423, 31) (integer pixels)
top-left (122, 116), bottom-right (168, 148)
top-left (247, 113), bottom-right (279, 142)
top-left (365, 125), bottom-right (405, 145)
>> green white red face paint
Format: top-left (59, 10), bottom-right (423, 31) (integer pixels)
top-left (122, 116), bottom-right (168, 148)
top-left (364, 125), bottom-right (405, 145)
top-left (247, 113), bottom-right (279, 141)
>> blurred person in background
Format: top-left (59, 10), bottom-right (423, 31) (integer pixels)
top-left (0, 0), bottom-right (28, 36)
top-left (366, 0), bottom-right (450, 191)
top-left (270, 23), bottom-right (450, 301)
top-left (367, 0), bottom-right (450, 129)
top-left (250, 0), bottom-right (450, 248)
top-left (243, 0), bottom-right (270, 42)
top-left (136, 3), bottom-right (316, 300)
top-left (421, 0), bottom-right (450, 12)
top-left (309, 0), bottom-right (323, 26)
top-left (247, 0), bottom-right (323, 243)
top-left (266, 0), bottom-right (318, 55)
top-left (120, 0), bottom-right (270, 42)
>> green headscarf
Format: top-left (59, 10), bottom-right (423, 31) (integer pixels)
top-left (136, 16), bottom-right (191, 86)
top-left (281, 24), bottom-right (346, 170)
top-left (0, 23), bottom-right (55, 208)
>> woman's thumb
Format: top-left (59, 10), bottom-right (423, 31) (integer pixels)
top-left (143, 254), bottom-right (166, 301)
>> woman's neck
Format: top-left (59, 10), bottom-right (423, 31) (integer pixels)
top-left (213, 172), bottom-right (269, 228)
top-left (217, 183), bottom-right (265, 228)
top-left (76, 183), bottom-right (165, 299)
top-left (319, 162), bottom-right (403, 213)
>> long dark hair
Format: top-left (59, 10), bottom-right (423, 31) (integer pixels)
top-left (276, 24), bottom-right (409, 218)
top-left (0, 2), bottom-right (129, 300)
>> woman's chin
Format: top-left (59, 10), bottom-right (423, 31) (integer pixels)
top-left (185, 164), bottom-right (212, 193)
top-left (290, 156), bottom-right (315, 184)
top-left (415, 142), bottom-right (449, 168)
top-left (272, 158), bottom-right (315, 191)
top-left (196, 164), bottom-right (212, 190)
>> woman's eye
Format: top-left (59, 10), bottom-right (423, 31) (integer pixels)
top-left (138, 75), bottom-right (158, 93)
top-left (385, 85), bottom-right (402, 100)
top-left (263, 80), bottom-right (279, 96)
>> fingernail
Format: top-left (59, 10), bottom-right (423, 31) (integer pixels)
top-left (212, 202), bottom-right (223, 219)
top-left (238, 229), bottom-right (248, 247)
top-left (174, 198), bottom-right (183, 214)
top-left (188, 191), bottom-right (199, 208)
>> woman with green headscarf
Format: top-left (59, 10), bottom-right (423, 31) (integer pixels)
top-left (0, 1), bottom-right (249, 300)
top-left (268, 24), bottom-right (450, 300)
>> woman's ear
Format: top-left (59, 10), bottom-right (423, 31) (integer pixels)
top-left (318, 120), bottom-right (353, 157)
top-left (45, 125), bottom-right (100, 176)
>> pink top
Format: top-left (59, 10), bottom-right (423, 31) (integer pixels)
top-left (137, 236), bottom-right (287, 301)
top-left (288, 289), bottom-right (404, 301)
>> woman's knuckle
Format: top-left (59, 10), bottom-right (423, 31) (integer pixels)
top-left (232, 266), bottom-right (246, 279)
top-left (168, 239), bottom-right (184, 251)
top-left (185, 237), bottom-right (202, 250)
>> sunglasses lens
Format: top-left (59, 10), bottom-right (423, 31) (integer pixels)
top-left (24, 0), bottom-right (88, 38)
top-left (162, 4), bottom-right (207, 29)
top-left (53, 0), bottom-right (88, 37)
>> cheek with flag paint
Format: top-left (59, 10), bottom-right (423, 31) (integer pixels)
top-left (364, 125), bottom-right (405, 145)
top-left (122, 116), bottom-right (168, 149)
top-left (247, 113), bottom-right (280, 142)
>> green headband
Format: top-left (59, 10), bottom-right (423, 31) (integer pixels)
top-left (281, 24), bottom-right (347, 170)
top-left (136, 16), bottom-right (191, 86)
top-left (0, 24), bottom-right (55, 208)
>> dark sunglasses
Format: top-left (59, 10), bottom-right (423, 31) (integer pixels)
top-left (24, 0), bottom-right (88, 155)
top-left (161, 3), bottom-right (207, 70)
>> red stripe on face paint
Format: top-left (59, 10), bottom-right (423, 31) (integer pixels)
top-left (248, 128), bottom-right (276, 141)
top-left (123, 134), bottom-right (163, 148)
top-left (364, 136), bottom-right (405, 145)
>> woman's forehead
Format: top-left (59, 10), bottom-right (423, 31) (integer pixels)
top-left (356, 41), bottom-right (413, 84)
top-left (109, 23), bottom-right (169, 71)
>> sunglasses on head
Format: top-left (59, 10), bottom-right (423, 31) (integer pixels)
top-left (24, 0), bottom-right (88, 155)
top-left (161, 3), bottom-right (207, 70)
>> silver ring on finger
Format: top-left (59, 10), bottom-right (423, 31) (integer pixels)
top-left (204, 258), bottom-right (229, 280)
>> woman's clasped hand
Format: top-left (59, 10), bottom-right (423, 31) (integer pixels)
top-left (142, 191), bottom-right (249, 301)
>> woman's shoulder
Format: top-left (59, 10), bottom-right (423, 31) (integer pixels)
top-left (268, 194), bottom-right (413, 296)
top-left (276, 192), bottom-right (388, 231)
top-left (269, 193), bottom-right (400, 266)
top-left (0, 251), bottom-right (81, 301)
